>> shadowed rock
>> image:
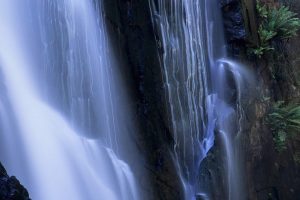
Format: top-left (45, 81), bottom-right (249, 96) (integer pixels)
top-left (0, 163), bottom-right (30, 200)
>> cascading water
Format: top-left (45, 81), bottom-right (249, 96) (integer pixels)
top-left (149, 0), bottom-right (213, 198)
top-left (150, 0), bottom-right (252, 199)
top-left (0, 0), bottom-right (139, 199)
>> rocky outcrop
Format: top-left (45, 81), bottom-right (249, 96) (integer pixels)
top-left (0, 163), bottom-right (30, 200)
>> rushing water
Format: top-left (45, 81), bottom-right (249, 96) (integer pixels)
top-left (150, 0), bottom-right (252, 199)
top-left (0, 0), bottom-right (139, 199)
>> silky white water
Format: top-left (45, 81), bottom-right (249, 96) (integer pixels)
top-left (150, 0), bottom-right (252, 199)
top-left (0, 0), bottom-right (139, 199)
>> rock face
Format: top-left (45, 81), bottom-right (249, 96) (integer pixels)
top-left (199, 0), bottom-right (300, 199)
top-left (103, 1), bottom-right (183, 199)
top-left (198, 136), bottom-right (228, 200)
top-left (221, 0), bottom-right (246, 57)
top-left (223, 0), bottom-right (300, 199)
top-left (0, 163), bottom-right (30, 200)
top-left (103, 0), bottom-right (300, 199)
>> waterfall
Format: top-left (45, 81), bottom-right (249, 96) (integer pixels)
top-left (150, 0), bottom-right (253, 199)
top-left (0, 0), bottom-right (139, 199)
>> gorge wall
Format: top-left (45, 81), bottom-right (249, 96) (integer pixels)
top-left (0, 0), bottom-right (300, 200)
top-left (222, 0), bottom-right (300, 199)
top-left (103, 1), bottom-right (183, 199)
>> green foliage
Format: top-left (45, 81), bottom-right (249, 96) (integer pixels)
top-left (265, 6), bottom-right (300, 39)
top-left (294, 151), bottom-right (300, 164)
top-left (258, 25), bottom-right (276, 42)
top-left (273, 130), bottom-right (287, 151)
top-left (251, 44), bottom-right (273, 58)
top-left (257, 2), bottom-right (268, 18)
top-left (268, 101), bottom-right (300, 151)
top-left (252, 1), bottom-right (300, 57)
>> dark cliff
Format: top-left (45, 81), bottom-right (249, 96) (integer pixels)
top-left (103, 1), bottom-right (183, 199)
top-left (222, 0), bottom-right (300, 199)
top-left (199, 0), bottom-right (300, 199)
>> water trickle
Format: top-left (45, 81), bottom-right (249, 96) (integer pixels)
top-left (0, 0), bottom-right (139, 199)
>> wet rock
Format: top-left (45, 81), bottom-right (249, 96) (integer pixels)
top-left (0, 163), bottom-right (30, 200)
top-left (221, 0), bottom-right (246, 41)
top-left (236, 1), bottom-right (300, 199)
top-left (103, 0), bottom-right (183, 199)
top-left (197, 135), bottom-right (227, 200)
top-left (220, 0), bottom-right (246, 57)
